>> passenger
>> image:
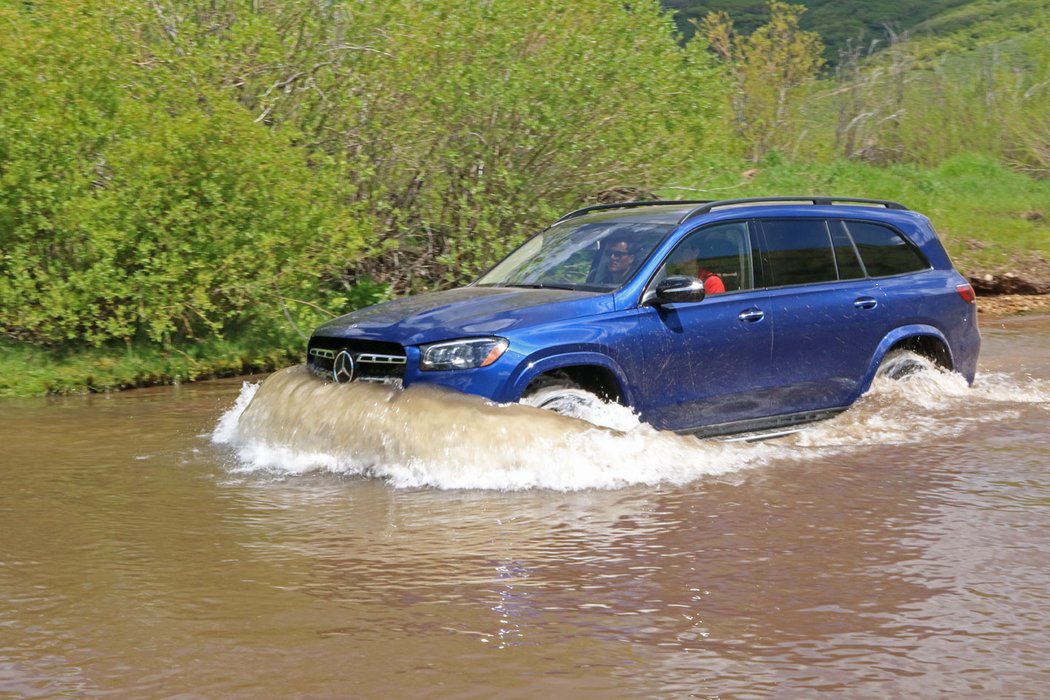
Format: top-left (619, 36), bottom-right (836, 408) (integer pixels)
top-left (668, 238), bottom-right (727, 295)
top-left (697, 265), bottom-right (725, 295)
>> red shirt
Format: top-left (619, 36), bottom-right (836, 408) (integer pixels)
top-left (701, 271), bottom-right (725, 295)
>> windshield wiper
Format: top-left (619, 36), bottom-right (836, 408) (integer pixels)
top-left (502, 282), bottom-right (577, 290)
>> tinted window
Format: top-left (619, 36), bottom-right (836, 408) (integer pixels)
top-left (831, 222), bottom-right (865, 280)
top-left (664, 222), bottom-right (752, 292)
top-left (761, 220), bottom-right (838, 287)
top-left (846, 221), bottom-right (929, 277)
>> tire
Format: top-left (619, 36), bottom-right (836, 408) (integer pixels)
top-left (521, 373), bottom-right (607, 415)
top-left (524, 386), bottom-right (607, 414)
top-left (875, 349), bottom-right (935, 380)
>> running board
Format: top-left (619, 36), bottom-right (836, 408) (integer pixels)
top-left (719, 427), bottom-right (807, 443)
top-left (676, 407), bottom-right (847, 440)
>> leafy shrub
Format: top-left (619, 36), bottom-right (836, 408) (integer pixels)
top-left (1, 0), bottom-right (726, 353)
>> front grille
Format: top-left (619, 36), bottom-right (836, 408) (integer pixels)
top-left (307, 336), bottom-right (407, 385)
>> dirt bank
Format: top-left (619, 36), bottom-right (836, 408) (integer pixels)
top-left (978, 294), bottom-right (1050, 317)
top-left (967, 256), bottom-right (1050, 295)
top-left (965, 255), bottom-right (1050, 317)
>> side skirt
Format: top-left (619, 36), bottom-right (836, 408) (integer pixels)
top-left (676, 407), bottom-right (848, 440)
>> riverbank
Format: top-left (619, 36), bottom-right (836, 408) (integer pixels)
top-left (0, 338), bottom-right (298, 398)
top-left (977, 294), bottom-right (1050, 317)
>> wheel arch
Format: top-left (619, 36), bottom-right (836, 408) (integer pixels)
top-left (510, 352), bottom-right (629, 404)
top-left (859, 324), bottom-right (955, 394)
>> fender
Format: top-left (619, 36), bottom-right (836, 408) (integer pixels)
top-left (856, 324), bottom-right (954, 395)
top-left (506, 350), bottom-right (631, 404)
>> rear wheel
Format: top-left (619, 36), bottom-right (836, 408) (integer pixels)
top-left (875, 349), bottom-right (936, 380)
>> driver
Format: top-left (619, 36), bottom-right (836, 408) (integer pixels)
top-left (604, 238), bottom-right (636, 285)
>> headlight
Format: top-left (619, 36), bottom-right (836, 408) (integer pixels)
top-left (419, 337), bottom-right (509, 371)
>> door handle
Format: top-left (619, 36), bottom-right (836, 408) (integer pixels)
top-left (738, 308), bottom-right (765, 323)
top-left (853, 297), bottom-right (878, 310)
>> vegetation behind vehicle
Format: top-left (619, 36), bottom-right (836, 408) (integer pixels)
top-left (1, 0), bottom-right (1047, 396)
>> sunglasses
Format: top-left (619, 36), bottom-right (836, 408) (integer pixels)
top-left (609, 251), bottom-right (633, 259)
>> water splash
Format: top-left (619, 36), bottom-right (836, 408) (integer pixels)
top-left (212, 366), bottom-right (773, 490)
top-left (212, 362), bottom-right (1050, 490)
top-left (789, 359), bottom-right (1050, 449)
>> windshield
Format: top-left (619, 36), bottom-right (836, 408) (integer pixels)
top-left (476, 218), bottom-right (673, 291)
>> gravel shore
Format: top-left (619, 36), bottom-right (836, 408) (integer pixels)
top-left (978, 294), bottom-right (1050, 317)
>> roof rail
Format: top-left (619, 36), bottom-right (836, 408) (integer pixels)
top-left (679, 196), bottom-right (909, 224)
top-left (554, 199), bottom-right (711, 224)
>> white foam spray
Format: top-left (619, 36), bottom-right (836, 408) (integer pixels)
top-left (211, 362), bottom-right (1049, 490)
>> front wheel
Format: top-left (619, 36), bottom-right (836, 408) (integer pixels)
top-left (521, 372), bottom-right (608, 416)
top-left (522, 385), bottom-right (607, 415)
top-left (521, 374), bottom-right (640, 431)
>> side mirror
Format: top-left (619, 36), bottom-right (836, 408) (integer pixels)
top-left (646, 275), bottom-right (706, 305)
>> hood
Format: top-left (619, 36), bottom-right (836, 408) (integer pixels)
top-left (312, 286), bottom-right (611, 346)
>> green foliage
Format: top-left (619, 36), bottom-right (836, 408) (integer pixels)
top-left (909, 0), bottom-right (1050, 55)
top-left (318, 0), bottom-right (724, 288)
top-left (109, 0), bottom-right (726, 291)
top-left (698, 2), bottom-right (825, 161)
top-left (0, 1), bottom-right (366, 349)
top-left (685, 0), bottom-right (1050, 176)
top-left (1, 0), bottom-right (726, 362)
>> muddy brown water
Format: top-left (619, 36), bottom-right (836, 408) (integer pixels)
top-left (2, 315), bottom-right (1049, 698)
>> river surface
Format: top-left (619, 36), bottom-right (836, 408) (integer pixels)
top-left (2, 315), bottom-right (1049, 698)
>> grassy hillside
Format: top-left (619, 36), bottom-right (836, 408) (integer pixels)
top-left (687, 0), bottom-right (1049, 177)
top-left (662, 0), bottom-right (1049, 61)
top-left (908, 0), bottom-right (1050, 56)
top-left (670, 155), bottom-right (1050, 271)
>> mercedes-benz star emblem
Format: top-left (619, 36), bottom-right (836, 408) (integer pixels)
top-left (332, 350), bottom-right (355, 383)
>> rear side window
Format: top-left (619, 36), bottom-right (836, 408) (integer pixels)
top-left (845, 221), bottom-right (929, 277)
top-left (760, 220), bottom-right (838, 287)
top-left (830, 223), bottom-right (865, 280)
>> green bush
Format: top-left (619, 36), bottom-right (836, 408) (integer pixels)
top-left (1, 0), bottom-right (727, 357)
top-left (0, 1), bottom-right (367, 349)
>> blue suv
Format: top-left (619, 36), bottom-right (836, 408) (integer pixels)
top-left (307, 197), bottom-right (980, 436)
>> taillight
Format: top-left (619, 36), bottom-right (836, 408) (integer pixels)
top-left (956, 283), bottom-right (976, 304)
